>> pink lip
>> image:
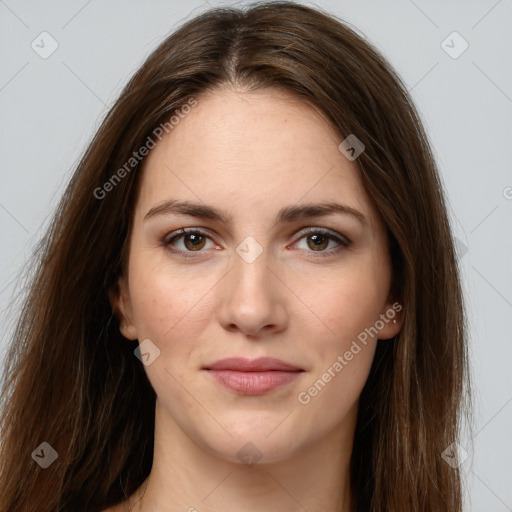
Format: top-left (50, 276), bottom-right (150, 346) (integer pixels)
top-left (205, 357), bottom-right (302, 372)
top-left (203, 357), bottom-right (304, 395)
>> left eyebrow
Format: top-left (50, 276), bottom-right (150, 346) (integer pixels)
top-left (143, 199), bottom-right (368, 228)
top-left (276, 202), bottom-right (368, 228)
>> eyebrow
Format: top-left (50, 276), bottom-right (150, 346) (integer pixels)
top-left (143, 199), bottom-right (368, 227)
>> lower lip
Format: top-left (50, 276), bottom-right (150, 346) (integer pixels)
top-left (206, 370), bottom-right (303, 395)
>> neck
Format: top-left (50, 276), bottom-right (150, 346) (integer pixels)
top-left (127, 399), bottom-right (358, 512)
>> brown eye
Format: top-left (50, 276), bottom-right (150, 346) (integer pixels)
top-left (183, 233), bottom-right (206, 251)
top-left (306, 233), bottom-right (329, 251)
top-left (292, 228), bottom-right (350, 258)
top-left (164, 228), bottom-right (216, 257)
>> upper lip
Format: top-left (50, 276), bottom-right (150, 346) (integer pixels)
top-left (204, 357), bottom-right (303, 372)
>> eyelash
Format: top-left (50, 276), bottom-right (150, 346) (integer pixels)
top-left (162, 227), bottom-right (351, 259)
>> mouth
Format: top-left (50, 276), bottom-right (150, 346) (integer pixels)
top-left (203, 357), bottom-right (305, 395)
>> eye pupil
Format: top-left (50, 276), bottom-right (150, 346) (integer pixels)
top-left (307, 234), bottom-right (328, 251)
top-left (184, 233), bottom-right (206, 251)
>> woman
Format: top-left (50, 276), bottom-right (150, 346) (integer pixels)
top-left (0, 2), bottom-right (472, 511)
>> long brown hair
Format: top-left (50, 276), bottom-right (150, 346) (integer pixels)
top-left (0, 2), bottom-right (472, 510)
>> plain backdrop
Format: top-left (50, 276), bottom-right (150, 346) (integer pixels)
top-left (1, 1), bottom-right (511, 510)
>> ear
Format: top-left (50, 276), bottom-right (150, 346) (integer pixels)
top-left (108, 275), bottom-right (138, 340)
top-left (376, 295), bottom-right (403, 340)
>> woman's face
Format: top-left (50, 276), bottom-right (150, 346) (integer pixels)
top-left (111, 88), bottom-right (401, 465)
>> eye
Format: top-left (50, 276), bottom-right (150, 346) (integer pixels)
top-left (163, 228), bottom-right (217, 258)
top-left (162, 226), bottom-right (350, 260)
top-left (291, 228), bottom-right (350, 258)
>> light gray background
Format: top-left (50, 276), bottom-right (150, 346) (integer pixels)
top-left (1, 1), bottom-right (511, 510)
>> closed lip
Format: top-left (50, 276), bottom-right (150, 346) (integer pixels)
top-left (203, 357), bottom-right (304, 372)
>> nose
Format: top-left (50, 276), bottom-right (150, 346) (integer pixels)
top-left (216, 247), bottom-right (289, 338)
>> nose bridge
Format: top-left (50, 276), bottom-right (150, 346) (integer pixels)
top-left (231, 236), bottom-right (274, 301)
top-left (216, 236), bottom-right (287, 335)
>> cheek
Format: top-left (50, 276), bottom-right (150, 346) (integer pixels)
top-left (127, 264), bottom-right (218, 407)
top-left (128, 260), bottom-right (218, 348)
top-left (292, 260), bottom-right (388, 394)
top-left (292, 272), bottom-right (383, 433)
top-left (301, 265), bottom-right (389, 346)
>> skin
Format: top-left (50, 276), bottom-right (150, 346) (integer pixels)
top-left (107, 87), bottom-right (402, 512)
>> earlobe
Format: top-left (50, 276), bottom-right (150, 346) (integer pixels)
top-left (108, 275), bottom-right (138, 340)
top-left (377, 299), bottom-right (403, 340)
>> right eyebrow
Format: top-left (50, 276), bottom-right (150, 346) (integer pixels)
top-left (144, 199), bottom-right (230, 224)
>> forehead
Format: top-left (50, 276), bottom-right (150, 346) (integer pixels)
top-left (135, 88), bottom-right (378, 228)
top-left (146, 87), bottom-right (342, 167)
